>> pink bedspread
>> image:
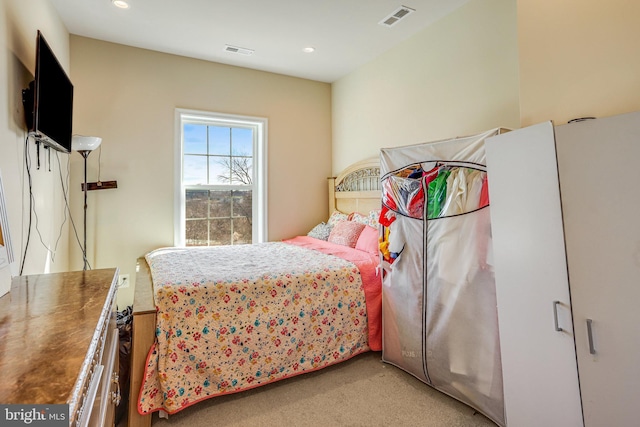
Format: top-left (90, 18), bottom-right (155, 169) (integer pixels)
top-left (138, 239), bottom-right (382, 415)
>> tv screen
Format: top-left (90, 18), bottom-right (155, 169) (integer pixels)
top-left (26, 31), bottom-right (74, 153)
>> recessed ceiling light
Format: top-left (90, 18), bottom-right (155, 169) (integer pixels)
top-left (112, 0), bottom-right (130, 9)
top-left (302, 47), bottom-right (315, 53)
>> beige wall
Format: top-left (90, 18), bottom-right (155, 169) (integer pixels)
top-left (331, 0), bottom-right (520, 174)
top-left (0, 0), bottom-right (71, 276)
top-left (69, 37), bottom-right (332, 307)
top-left (518, 0), bottom-right (640, 126)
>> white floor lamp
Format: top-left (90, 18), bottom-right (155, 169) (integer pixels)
top-left (72, 135), bottom-right (102, 270)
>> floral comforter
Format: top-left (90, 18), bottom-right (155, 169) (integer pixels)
top-left (138, 238), bottom-right (381, 414)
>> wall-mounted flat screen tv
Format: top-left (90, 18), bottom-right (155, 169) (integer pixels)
top-left (23, 30), bottom-right (74, 153)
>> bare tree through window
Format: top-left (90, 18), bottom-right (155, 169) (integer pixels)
top-left (217, 156), bottom-right (252, 185)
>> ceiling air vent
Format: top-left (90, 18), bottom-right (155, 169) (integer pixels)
top-left (379, 5), bottom-right (416, 27)
top-left (224, 45), bottom-right (254, 56)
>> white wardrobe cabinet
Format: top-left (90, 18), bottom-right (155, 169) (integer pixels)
top-left (485, 111), bottom-right (640, 427)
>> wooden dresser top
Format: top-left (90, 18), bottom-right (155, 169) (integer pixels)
top-left (0, 268), bottom-right (117, 409)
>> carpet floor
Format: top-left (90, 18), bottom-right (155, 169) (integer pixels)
top-left (124, 351), bottom-right (498, 427)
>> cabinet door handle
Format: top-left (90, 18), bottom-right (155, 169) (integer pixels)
top-left (586, 319), bottom-right (596, 354)
top-left (553, 301), bottom-right (563, 332)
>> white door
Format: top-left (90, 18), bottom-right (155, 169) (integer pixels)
top-left (485, 122), bottom-right (583, 427)
top-left (555, 112), bottom-right (640, 427)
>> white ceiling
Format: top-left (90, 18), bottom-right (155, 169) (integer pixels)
top-left (49, 0), bottom-right (469, 83)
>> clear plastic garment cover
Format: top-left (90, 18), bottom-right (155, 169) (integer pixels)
top-left (380, 128), bottom-right (505, 426)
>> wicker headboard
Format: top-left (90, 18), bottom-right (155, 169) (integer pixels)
top-left (327, 157), bottom-right (381, 217)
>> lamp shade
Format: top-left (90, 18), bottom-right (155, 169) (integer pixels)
top-left (72, 135), bottom-right (102, 151)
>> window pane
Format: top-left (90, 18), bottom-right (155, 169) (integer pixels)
top-left (232, 128), bottom-right (253, 156)
top-left (184, 124), bottom-right (207, 154)
top-left (185, 190), bottom-right (208, 219)
top-left (233, 217), bottom-right (251, 244)
top-left (184, 155), bottom-right (208, 185)
top-left (209, 218), bottom-right (231, 246)
top-left (209, 126), bottom-right (230, 155)
top-left (209, 190), bottom-right (231, 217)
top-left (232, 190), bottom-right (252, 219)
top-left (209, 156), bottom-right (231, 184)
top-left (230, 157), bottom-right (252, 184)
top-left (185, 219), bottom-right (208, 246)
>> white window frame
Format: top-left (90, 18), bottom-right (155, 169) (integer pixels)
top-left (174, 108), bottom-right (268, 246)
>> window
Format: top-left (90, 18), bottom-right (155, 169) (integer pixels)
top-left (175, 109), bottom-right (267, 246)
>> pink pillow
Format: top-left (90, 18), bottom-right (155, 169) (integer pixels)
top-left (328, 220), bottom-right (366, 248)
top-left (355, 225), bottom-right (379, 255)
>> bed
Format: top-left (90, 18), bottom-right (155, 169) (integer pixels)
top-left (127, 158), bottom-right (381, 427)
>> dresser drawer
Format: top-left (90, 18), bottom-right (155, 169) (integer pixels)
top-left (74, 270), bottom-right (120, 427)
top-left (88, 324), bottom-right (119, 426)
